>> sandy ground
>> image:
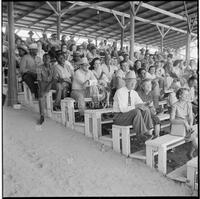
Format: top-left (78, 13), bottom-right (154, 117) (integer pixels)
top-left (2, 106), bottom-right (196, 197)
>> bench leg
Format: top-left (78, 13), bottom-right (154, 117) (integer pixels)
top-left (112, 127), bottom-right (121, 153)
top-left (84, 113), bottom-right (93, 137)
top-left (121, 128), bottom-right (130, 157)
top-left (146, 145), bottom-right (155, 168)
top-left (93, 113), bottom-right (101, 141)
top-left (187, 166), bottom-right (197, 189)
top-left (158, 146), bottom-right (167, 174)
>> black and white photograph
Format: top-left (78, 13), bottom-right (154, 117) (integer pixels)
top-left (1, 0), bottom-right (199, 197)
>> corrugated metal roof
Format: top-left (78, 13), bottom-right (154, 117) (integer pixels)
top-left (2, 1), bottom-right (198, 49)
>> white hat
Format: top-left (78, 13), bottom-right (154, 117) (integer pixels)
top-left (29, 43), bottom-right (38, 49)
top-left (77, 57), bottom-right (90, 66)
top-left (124, 71), bottom-right (136, 80)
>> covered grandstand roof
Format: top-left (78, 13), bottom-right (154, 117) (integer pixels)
top-left (2, 1), bottom-right (198, 49)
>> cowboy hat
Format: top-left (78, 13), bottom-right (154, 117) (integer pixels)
top-left (124, 71), bottom-right (136, 80)
top-left (18, 45), bottom-right (28, 53)
top-left (77, 57), bottom-right (90, 66)
top-left (28, 43), bottom-right (38, 49)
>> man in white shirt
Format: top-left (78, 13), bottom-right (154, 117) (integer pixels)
top-left (115, 60), bottom-right (130, 89)
top-left (53, 52), bottom-right (73, 110)
top-left (113, 71), bottom-right (153, 140)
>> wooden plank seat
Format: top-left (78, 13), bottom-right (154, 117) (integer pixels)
top-left (61, 97), bottom-right (93, 133)
top-left (112, 125), bottom-right (136, 156)
top-left (145, 134), bottom-right (186, 174)
top-left (84, 108), bottom-right (114, 139)
top-left (187, 157), bottom-right (198, 190)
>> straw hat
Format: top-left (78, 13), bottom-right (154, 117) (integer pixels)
top-left (18, 45), bottom-right (28, 53)
top-left (28, 43), bottom-right (38, 49)
top-left (124, 71), bottom-right (136, 80)
top-left (77, 57), bottom-right (89, 66)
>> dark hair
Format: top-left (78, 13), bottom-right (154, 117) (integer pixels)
top-left (69, 43), bottom-right (76, 51)
top-left (167, 54), bottom-right (173, 59)
top-left (120, 60), bottom-right (127, 67)
top-left (176, 88), bottom-right (189, 100)
top-left (137, 67), bottom-right (146, 75)
top-left (89, 57), bottom-right (100, 70)
top-left (188, 76), bottom-right (197, 83)
top-left (148, 65), bottom-right (156, 71)
top-left (43, 53), bottom-right (50, 58)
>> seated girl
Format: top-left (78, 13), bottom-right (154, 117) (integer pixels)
top-left (170, 88), bottom-right (198, 159)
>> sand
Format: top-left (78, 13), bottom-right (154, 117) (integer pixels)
top-left (2, 106), bottom-right (195, 197)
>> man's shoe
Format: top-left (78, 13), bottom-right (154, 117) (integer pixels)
top-left (37, 116), bottom-right (44, 125)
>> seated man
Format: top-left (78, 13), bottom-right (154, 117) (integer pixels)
top-left (137, 79), bottom-right (161, 138)
top-left (113, 71), bottom-right (154, 141)
top-left (53, 51), bottom-right (74, 110)
top-left (20, 43), bottom-right (42, 99)
top-left (37, 53), bottom-right (57, 124)
top-left (71, 57), bottom-right (98, 120)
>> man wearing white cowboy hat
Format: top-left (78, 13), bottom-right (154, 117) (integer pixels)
top-left (26, 30), bottom-right (35, 46)
top-left (71, 57), bottom-right (98, 121)
top-left (113, 71), bottom-right (154, 141)
top-left (48, 33), bottom-right (61, 51)
top-left (20, 43), bottom-right (42, 99)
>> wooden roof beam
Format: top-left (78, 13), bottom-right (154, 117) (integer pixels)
top-left (66, 1), bottom-right (196, 36)
top-left (136, 2), bottom-right (187, 21)
top-left (15, 2), bottom-right (46, 22)
top-left (61, 2), bottom-right (125, 32)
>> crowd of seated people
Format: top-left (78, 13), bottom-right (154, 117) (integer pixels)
top-left (2, 29), bottom-right (198, 146)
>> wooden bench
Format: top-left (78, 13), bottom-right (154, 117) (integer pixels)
top-left (112, 125), bottom-right (136, 156)
top-left (187, 157), bottom-right (198, 190)
top-left (145, 134), bottom-right (186, 174)
top-left (84, 108), bottom-right (114, 139)
top-left (61, 97), bottom-right (93, 134)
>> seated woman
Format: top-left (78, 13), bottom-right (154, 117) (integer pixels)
top-left (137, 79), bottom-right (161, 138)
top-left (53, 51), bottom-right (74, 110)
top-left (70, 57), bottom-right (99, 120)
top-left (90, 57), bottom-right (109, 87)
top-left (89, 57), bottom-right (110, 107)
top-left (170, 88), bottom-right (198, 159)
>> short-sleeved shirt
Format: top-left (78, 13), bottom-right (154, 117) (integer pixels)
top-left (113, 86), bottom-right (143, 113)
top-left (54, 62), bottom-right (73, 83)
top-left (20, 54), bottom-right (42, 74)
top-left (37, 64), bottom-right (56, 82)
top-left (72, 68), bottom-right (96, 90)
top-left (170, 101), bottom-right (193, 121)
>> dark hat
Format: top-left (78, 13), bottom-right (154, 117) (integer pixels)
top-left (51, 33), bottom-right (57, 37)
top-left (28, 30), bottom-right (34, 35)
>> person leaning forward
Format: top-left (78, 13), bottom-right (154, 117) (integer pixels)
top-left (36, 53), bottom-right (57, 125)
top-left (113, 71), bottom-right (154, 141)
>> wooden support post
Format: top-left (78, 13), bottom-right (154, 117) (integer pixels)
top-left (57, 1), bottom-right (61, 40)
top-left (7, 2), bottom-right (18, 106)
top-left (129, 1), bottom-right (135, 61)
top-left (186, 32), bottom-right (191, 68)
top-left (121, 16), bottom-right (125, 50)
top-left (161, 27), bottom-right (164, 53)
top-left (95, 37), bottom-right (98, 47)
